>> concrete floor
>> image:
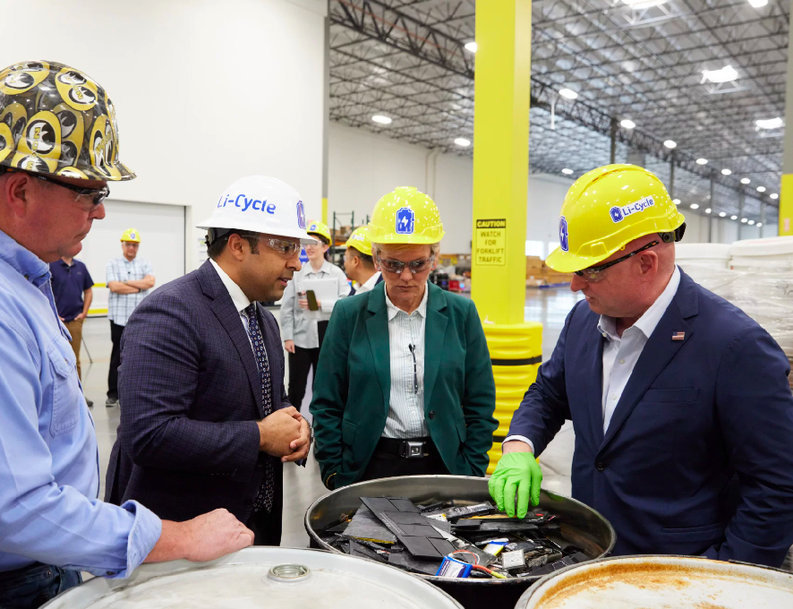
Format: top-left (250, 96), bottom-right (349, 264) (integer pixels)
top-left (79, 286), bottom-right (581, 548)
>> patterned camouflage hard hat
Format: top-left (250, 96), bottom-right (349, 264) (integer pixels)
top-left (0, 60), bottom-right (134, 181)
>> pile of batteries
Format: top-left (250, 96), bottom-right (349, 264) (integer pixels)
top-left (317, 496), bottom-right (590, 579)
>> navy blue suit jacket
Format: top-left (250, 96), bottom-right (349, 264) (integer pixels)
top-left (509, 269), bottom-right (793, 566)
top-left (105, 260), bottom-right (290, 524)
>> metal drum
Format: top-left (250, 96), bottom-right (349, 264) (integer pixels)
top-left (514, 554), bottom-right (793, 608)
top-left (41, 547), bottom-right (463, 609)
top-left (304, 475), bottom-right (615, 609)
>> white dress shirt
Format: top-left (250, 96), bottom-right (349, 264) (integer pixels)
top-left (382, 285), bottom-right (429, 439)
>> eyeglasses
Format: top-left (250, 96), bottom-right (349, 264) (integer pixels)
top-left (28, 171), bottom-right (110, 206)
top-left (377, 255), bottom-right (435, 275)
top-left (261, 237), bottom-right (302, 257)
top-left (574, 240), bottom-right (659, 282)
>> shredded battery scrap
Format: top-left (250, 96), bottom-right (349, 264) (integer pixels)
top-left (317, 497), bottom-right (591, 579)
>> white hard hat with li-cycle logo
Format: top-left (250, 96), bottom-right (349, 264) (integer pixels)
top-left (196, 175), bottom-right (317, 245)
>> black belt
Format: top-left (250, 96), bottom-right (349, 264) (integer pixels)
top-left (377, 437), bottom-right (433, 459)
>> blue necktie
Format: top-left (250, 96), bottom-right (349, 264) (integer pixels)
top-left (244, 304), bottom-right (274, 512)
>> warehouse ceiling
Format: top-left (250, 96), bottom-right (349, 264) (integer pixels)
top-left (328, 0), bottom-right (790, 226)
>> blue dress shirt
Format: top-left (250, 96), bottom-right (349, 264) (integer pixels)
top-left (0, 230), bottom-right (161, 577)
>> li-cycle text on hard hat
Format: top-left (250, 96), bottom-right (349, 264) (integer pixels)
top-left (217, 192), bottom-right (277, 214)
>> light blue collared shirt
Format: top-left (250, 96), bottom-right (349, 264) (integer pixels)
top-left (0, 229), bottom-right (161, 577)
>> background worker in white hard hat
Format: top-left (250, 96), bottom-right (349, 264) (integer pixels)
top-left (105, 175), bottom-right (313, 546)
top-left (310, 187), bottom-right (497, 489)
top-left (280, 219), bottom-right (348, 413)
top-left (0, 60), bottom-right (251, 609)
top-left (343, 224), bottom-right (382, 295)
top-left (489, 164), bottom-right (793, 568)
top-left (105, 227), bottom-right (155, 407)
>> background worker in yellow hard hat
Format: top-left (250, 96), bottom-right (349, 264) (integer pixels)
top-left (343, 224), bottom-right (381, 295)
top-left (0, 60), bottom-right (251, 608)
top-left (280, 219), bottom-right (348, 414)
top-left (310, 187), bottom-right (497, 489)
top-left (105, 227), bottom-right (155, 407)
top-left (488, 164), bottom-right (793, 568)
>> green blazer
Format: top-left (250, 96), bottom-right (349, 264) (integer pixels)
top-left (310, 282), bottom-right (497, 489)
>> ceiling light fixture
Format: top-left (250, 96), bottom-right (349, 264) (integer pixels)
top-left (622, 0), bottom-right (668, 8)
top-left (705, 208), bottom-right (712, 214)
top-left (748, 219), bottom-right (756, 225)
top-left (672, 198), bottom-right (681, 205)
top-left (690, 203), bottom-right (700, 210)
top-left (559, 88), bottom-right (578, 100)
top-left (702, 65), bottom-right (738, 84)
top-left (756, 186), bottom-right (766, 193)
top-left (371, 114), bottom-right (392, 125)
top-left (663, 139), bottom-right (677, 149)
top-left (755, 117), bottom-right (783, 130)
top-left (718, 212), bottom-right (727, 217)
top-left (730, 215), bottom-right (738, 220)
top-left (464, 41), bottom-right (477, 53)
top-left (561, 168), bottom-right (573, 175)
top-left (721, 168), bottom-right (732, 176)
top-left (695, 158), bottom-right (708, 165)
top-left (454, 137), bottom-right (471, 147)
top-left (740, 177), bottom-right (751, 185)
top-left (770, 193), bottom-right (779, 200)
top-left (757, 222), bottom-right (763, 227)
top-left (620, 119), bottom-right (636, 129)
top-left (740, 218), bottom-right (748, 223)
top-left (748, 0), bottom-right (769, 8)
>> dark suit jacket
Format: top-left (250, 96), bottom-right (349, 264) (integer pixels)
top-left (310, 282), bottom-right (497, 489)
top-left (105, 260), bottom-right (290, 526)
top-left (509, 269), bottom-right (793, 567)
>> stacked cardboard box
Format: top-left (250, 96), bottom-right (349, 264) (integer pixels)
top-left (526, 256), bottom-right (572, 287)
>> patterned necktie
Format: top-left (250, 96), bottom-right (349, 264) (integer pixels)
top-left (243, 303), bottom-right (274, 512)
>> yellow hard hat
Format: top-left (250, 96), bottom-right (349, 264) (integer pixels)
top-left (368, 186), bottom-right (444, 245)
top-left (0, 60), bottom-right (134, 181)
top-left (545, 164), bottom-right (686, 273)
top-left (120, 228), bottom-right (140, 243)
top-left (306, 220), bottom-right (331, 243)
top-left (346, 225), bottom-right (373, 256)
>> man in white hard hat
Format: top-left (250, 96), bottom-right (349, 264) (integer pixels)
top-left (0, 60), bottom-right (252, 609)
top-left (106, 175), bottom-right (313, 546)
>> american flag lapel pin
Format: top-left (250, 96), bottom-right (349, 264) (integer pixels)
top-left (671, 331), bottom-right (685, 341)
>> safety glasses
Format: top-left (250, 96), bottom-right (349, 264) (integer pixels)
top-left (377, 255), bottom-right (435, 275)
top-left (574, 240), bottom-right (659, 282)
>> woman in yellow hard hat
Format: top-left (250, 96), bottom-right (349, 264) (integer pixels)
top-left (279, 219), bottom-right (348, 412)
top-left (310, 187), bottom-right (497, 489)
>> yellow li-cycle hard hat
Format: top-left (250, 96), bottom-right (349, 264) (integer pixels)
top-left (120, 228), bottom-right (140, 243)
top-left (368, 186), bottom-right (445, 245)
top-left (306, 220), bottom-right (332, 243)
top-left (545, 164), bottom-right (686, 273)
top-left (346, 225), bottom-right (373, 256)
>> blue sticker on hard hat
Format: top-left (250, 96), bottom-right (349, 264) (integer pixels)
top-left (609, 196), bottom-right (655, 223)
top-left (396, 207), bottom-right (415, 234)
top-left (129, 232), bottom-right (137, 240)
top-left (299, 247), bottom-right (309, 264)
top-left (296, 200), bottom-right (306, 229)
top-left (559, 216), bottom-right (569, 252)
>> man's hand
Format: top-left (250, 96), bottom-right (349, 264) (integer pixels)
top-left (488, 447), bottom-right (543, 518)
top-left (257, 406), bottom-right (302, 457)
top-left (75, 312), bottom-right (87, 321)
top-left (282, 418), bottom-right (311, 462)
top-left (284, 339), bottom-right (295, 354)
top-left (146, 508), bottom-right (253, 564)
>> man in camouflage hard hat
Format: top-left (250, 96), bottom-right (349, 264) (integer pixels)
top-left (0, 60), bottom-right (251, 609)
top-left (489, 164), bottom-right (793, 568)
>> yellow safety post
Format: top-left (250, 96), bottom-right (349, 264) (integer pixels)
top-left (470, 0), bottom-right (542, 472)
top-left (780, 175), bottom-right (793, 236)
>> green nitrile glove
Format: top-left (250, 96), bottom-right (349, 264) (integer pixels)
top-left (488, 452), bottom-right (543, 518)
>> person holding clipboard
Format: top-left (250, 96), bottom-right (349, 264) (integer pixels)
top-left (280, 220), bottom-right (348, 412)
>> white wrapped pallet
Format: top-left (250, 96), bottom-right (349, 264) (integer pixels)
top-left (676, 242), bottom-right (734, 297)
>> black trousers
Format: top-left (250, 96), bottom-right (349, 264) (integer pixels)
top-left (360, 438), bottom-right (449, 482)
top-left (287, 345), bottom-right (319, 409)
top-left (245, 465), bottom-right (284, 546)
top-left (107, 321), bottom-right (125, 400)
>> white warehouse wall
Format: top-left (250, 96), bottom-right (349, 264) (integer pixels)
top-left (5, 0), bottom-right (327, 270)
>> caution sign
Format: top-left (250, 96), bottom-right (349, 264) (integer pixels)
top-left (475, 218), bottom-right (506, 265)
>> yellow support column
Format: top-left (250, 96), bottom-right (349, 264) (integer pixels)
top-left (470, 0), bottom-right (541, 473)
